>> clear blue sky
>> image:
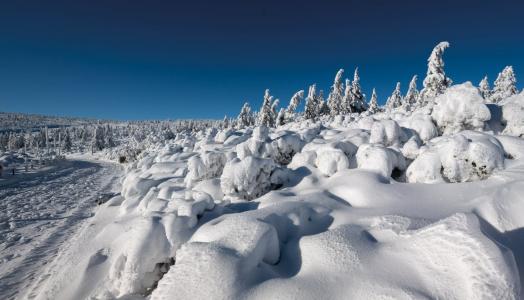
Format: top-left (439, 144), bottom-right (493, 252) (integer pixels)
top-left (0, 0), bottom-right (523, 120)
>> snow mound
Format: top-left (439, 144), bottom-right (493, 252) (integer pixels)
top-left (431, 82), bottom-right (491, 135)
top-left (369, 119), bottom-right (401, 147)
top-left (501, 92), bottom-right (524, 137)
top-left (407, 132), bottom-right (504, 183)
top-left (220, 156), bottom-right (276, 200)
top-left (356, 143), bottom-right (406, 178)
top-left (400, 113), bottom-right (438, 142)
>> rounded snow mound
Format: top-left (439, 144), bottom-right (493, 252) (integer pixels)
top-left (400, 113), bottom-right (438, 143)
top-left (356, 143), bottom-right (406, 178)
top-left (406, 131), bottom-right (505, 183)
top-left (431, 82), bottom-right (491, 135)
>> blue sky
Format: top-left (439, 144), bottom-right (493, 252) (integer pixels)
top-left (0, 0), bottom-right (523, 120)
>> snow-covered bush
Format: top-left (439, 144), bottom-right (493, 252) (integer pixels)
top-left (356, 143), bottom-right (406, 178)
top-left (501, 92), bottom-right (524, 137)
top-left (406, 132), bottom-right (504, 183)
top-left (431, 82), bottom-right (491, 135)
top-left (271, 132), bottom-right (305, 165)
top-left (220, 156), bottom-right (276, 200)
top-left (185, 151), bottom-right (227, 187)
top-left (236, 126), bottom-right (274, 159)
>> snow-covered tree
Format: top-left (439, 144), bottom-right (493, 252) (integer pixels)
top-left (63, 130), bottom-right (72, 152)
top-left (287, 90), bottom-right (304, 116)
top-left (349, 68), bottom-right (367, 113)
top-left (367, 88), bottom-right (380, 114)
top-left (386, 82), bottom-right (403, 111)
top-left (258, 89), bottom-right (275, 127)
top-left (270, 98), bottom-right (280, 126)
top-left (478, 75), bottom-right (491, 100)
top-left (91, 125), bottom-right (105, 152)
top-left (327, 69), bottom-right (344, 116)
top-left (419, 41), bottom-right (452, 103)
top-left (318, 90), bottom-right (330, 116)
top-left (305, 84), bottom-right (319, 120)
top-left (222, 115), bottom-right (230, 129)
top-left (491, 66), bottom-right (517, 103)
top-left (276, 108), bottom-right (286, 126)
top-left (403, 75), bottom-right (419, 110)
top-left (342, 78), bottom-right (353, 114)
top-left (237, 102), bottom-right (253, 128)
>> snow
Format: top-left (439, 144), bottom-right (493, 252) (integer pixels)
top-left (0, 159), bottom-right (122, 300)
top-left (431, 82), bottom-right (491, 135)
top-left (502, 92), bottom-right (524, 137)
top-left (4, 81), bottom-right (524, 299)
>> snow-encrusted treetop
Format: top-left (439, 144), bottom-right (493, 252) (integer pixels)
top-left (367, 88), bottom-right (380, 114)
top-left (350, 68), bottom-right (367, 112)
top-left (420, 41), bottom-right (452, 103)
top-left (304, 84), bottom-right (318, 120)
top-left (478, 75), bottom-right (491, 100)
top-left (287, 90), bottom-right (304, 115)
top-left (386, 82), bottom-right (403, 111)
top-left (327, 69), bottom-right (344, 116)
top-left (403, 75), bottom-right (419, 111)
top-left (258, 89), bottom-right (275, 127)
top-left (491, 66), bottom-right (517, 103)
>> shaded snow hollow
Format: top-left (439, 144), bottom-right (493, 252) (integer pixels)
top-left (30, 83), bottom-right (524, 300)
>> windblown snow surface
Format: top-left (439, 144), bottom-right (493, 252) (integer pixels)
top-left (24, 86), bottom-right (524, 299)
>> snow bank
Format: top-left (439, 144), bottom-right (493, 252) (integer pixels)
top-left (431, 82), bottom-right (491, 135)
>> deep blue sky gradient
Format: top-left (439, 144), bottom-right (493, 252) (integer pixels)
top-left (0, 0), bottom-right (523, 120)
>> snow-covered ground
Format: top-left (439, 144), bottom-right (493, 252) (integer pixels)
top-left (0, 159), bottom-right (122, 300)
top-left (24, 91), bottom-right (524, 299)
top-left (2, 43), bottom-right (524, 300)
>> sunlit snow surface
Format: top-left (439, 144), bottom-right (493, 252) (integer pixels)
top-left (10, 86), bottom-right (524, 299)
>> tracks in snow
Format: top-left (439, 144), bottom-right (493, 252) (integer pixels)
top-left (0, 160), bottom-right (122, 300)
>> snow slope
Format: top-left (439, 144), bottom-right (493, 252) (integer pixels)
top-left (0, 159), bottom-right (122, 300)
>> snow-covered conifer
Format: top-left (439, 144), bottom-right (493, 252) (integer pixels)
top-left (258, 89), bottom-right (274, 127)
top-left (63, 130), bottom-right (72, 152)
top-left (342, 78), bottom-right (353, 114)
top-left (349, 68), bottom-right (367, 113)
top-left (276, 108), bottom-right (286, 126)
top-left (287, 90), bottom-right (304, 116)
top-left (237, 102), bottom-right (252, 128)
top-left (419, 42), bottom-right (452, 103)
top-left (386, 82), bottom-right (403, 111)
top-left (318, 90), bottom-right (330, 115)
top-left (403, 75), bottom-right (419, 111)
top-left (491, 66), bottom-right (517, 103)
top-left (368, 88), bottom-right (380, 114)
top-left (305, 84), bottom-right (318, 120)
top-left (327, 69), bottom-right (344, 116)
top-left (478, 75), bottom-right (491, 100)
